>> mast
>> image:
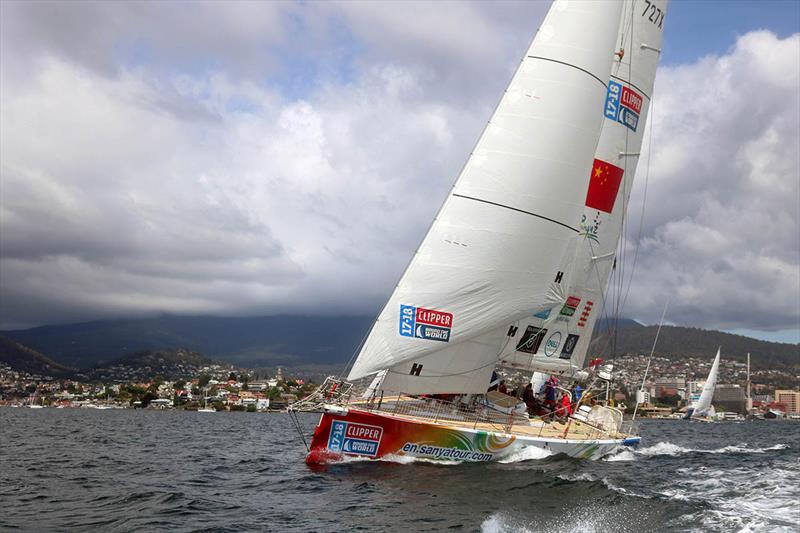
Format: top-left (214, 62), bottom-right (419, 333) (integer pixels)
top-left (746, 352), bottom-right (753, 412)
top-left (348, 0), bottom-right (626, 390)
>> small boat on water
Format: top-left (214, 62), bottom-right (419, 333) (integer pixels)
top-left (292, 0), bottom-right (668, 464)
top-left (684, 348), bottom-right (721, 421)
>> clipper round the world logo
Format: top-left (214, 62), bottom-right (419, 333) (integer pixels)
top-left (399, 305), bottom-right (453, 342)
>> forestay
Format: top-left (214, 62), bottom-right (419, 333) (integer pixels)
top-left (348, 0), bottom-right (624, 384)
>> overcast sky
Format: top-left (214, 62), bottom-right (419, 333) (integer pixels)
top-left (1, 1), bottom-right (798, 343)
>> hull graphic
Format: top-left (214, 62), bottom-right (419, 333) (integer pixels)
top-left (306, 407), bottom-right (636, 465)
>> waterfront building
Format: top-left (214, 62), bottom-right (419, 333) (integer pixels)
top-left (774, 390), bottom-right (800, 414)
top-left (713, 384), bottom-right (746, 414)
top-left (654, 377), bottom-right (685, 398)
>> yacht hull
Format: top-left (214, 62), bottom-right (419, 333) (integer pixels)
top-left (306, 406), bottom-right (637, 465)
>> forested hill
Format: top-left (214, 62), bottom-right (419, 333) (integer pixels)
top-left (0, 336), bottom-right (77, 377)
top-left (590, 323), bottom-right (798, 369)
top-left (1, 315), bottom-right (796, 371)
top-left (1, 315), bottom-right (373, 369)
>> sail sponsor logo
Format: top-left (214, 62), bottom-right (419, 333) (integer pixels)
top-left (399, 305), bottom-right (453, 342)
top-left (560, 296), bottom-right (581, 317)
top-left (604, 80), bottom-right (642, 131)
top-left (328, 420), bottom-right (383, 457)
top-left (544, 331), bottom-right (562, 357)
top-left (534, 308), bottom-right (551, 320)
top-left (401, 442), bottom-right (492, 462)
top-left (585, 159), bottom-right (624, 214)
top-left (560, 334), bottom-right (580, 359)
top-left (580, 211), bottom-right (601, 243)
top-left (577, 301), bottom-right (594, 328)
top-left (516, 326), bottom-right (547, 354)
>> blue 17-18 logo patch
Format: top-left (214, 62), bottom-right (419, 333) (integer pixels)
top-left (604, 80), bottom-right (643, 132)
top-left (399, 304), bottom-right (453, 342)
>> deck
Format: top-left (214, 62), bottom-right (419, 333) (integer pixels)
top-left (349, 395), bottom-right (628, 442)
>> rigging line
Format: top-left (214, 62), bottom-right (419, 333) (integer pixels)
top-left (620, 95), bottom-right (656, 314)
top-left (525, 56), bottom-right (607, 88)
top-left (610, 0), bottom-right (637, 387)
top-left (338, 326), bottom-right (372, 379)
top-left (631, 298), bottom-right (669, 422)
top-left (452, 194), bottom-right (580, 233)
top-left (584, 237), bottom-right (616, 360)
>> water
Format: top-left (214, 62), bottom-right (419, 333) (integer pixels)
top-left (1, 410), bottom-right (798, 532)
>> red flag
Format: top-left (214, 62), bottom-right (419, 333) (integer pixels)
top-left (585, 158), bottom-right (624, 213)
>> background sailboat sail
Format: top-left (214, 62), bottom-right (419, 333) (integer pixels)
top-left (499, 0), bottom-right (669, 375)
top-left (348, 0), bottom-right (624, 384)
top-left (689, 348), bottom-right (721, 417)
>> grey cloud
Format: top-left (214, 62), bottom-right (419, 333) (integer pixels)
top-left (0, 4), bottom-right (797, 339)
top-left (622, 31), bottom-right (799, 331)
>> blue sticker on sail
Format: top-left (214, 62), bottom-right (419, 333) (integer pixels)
top-left (399, 304), bottom-right (452, 342)
top-left (534, 309), bottom-right (551, 320)
top-left (604, 80), bottom-right (642, 132)
top-left (399, 305), bottom-right (416, 338)
top-left (604, 80), bottom-right (622, 121)
top-left (544, 331), bottom-right (562, 357)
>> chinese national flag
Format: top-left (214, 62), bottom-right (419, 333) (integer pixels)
top-left (585, 158), bottom-right (624, 213)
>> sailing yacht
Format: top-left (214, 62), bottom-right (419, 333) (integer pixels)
top-left (294, 0), bottom-right (668, 463)
top-left (684, 348), bottom-right (721, 421)
top-left (198, 391), bottom-right (216, 412)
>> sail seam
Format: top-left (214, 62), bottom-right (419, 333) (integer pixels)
top-left (452, 194), bottom-right (579, 232)
top-left (526, 55), bottom-right (606, 88)
top-left (609, 74), bottom-right (651, 102)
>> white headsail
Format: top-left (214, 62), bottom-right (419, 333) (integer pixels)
top-left (348, 0), bottom-right (625, 388)
top-left (499, 0), bottom-right (669, 376)
top-left (688, 348), bottom-right (721, 418)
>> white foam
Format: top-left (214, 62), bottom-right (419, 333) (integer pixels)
top-left (637, 441), bottom-right (687, 456)
top-left (497, 445), bottom-right (553, 463)
top-left (557, 472), bottom-right (596, 482)
top-left (636, 441), bottom-right (790, 457)
top-left (378, 453), bottom-right (462, 465)
top-left (657, 460), bottom-right (800, 531)
top-left (604, 448), bottom-right (636, 462)
top-left (481, 512), bottom-right (535, 533)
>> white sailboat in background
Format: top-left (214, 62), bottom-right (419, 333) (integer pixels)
top-left (292, 0), bottom-right (669, 464)
top-left (198, 390), bottom-right (216, 412)
top-left (685, 348), bottom-right (721, 420)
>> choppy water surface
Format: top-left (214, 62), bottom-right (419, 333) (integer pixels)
top-left (1, 410), bottom-right (798, 532)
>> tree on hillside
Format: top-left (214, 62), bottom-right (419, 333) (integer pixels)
top-left (198, 374), bottom-right (211, 388)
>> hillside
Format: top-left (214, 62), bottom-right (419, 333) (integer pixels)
top-left (1, 315), bottom-right (373, 369)
top-left (590, 324), bottom-right (798, 370)
top-left (0, 336), bottom-right (77, 377)
top-left (84, 347), bottom-right (231, 381)
top-left (95, 347), bottom-right (220, 370)
top-left (2, 315), bottom-right (796, 372)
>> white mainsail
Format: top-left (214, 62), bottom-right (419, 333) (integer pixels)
top-left (689, 348), bottom-right (721, 417)
top-left (348, 0), bottom-right (624, 386)
top-left (499, 0), bottom-right (669, 376)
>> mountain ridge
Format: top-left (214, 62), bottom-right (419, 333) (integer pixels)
top-left (1, 315), bottom-right (796, 371)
